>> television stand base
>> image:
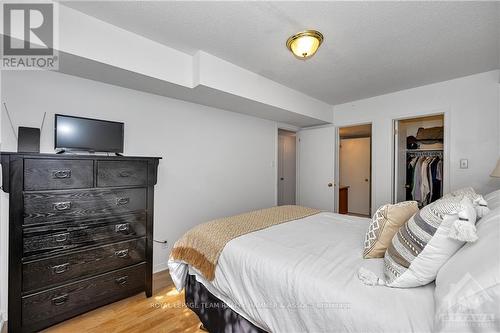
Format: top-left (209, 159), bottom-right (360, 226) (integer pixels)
top-left (54, 150), bottom-right (122, 156)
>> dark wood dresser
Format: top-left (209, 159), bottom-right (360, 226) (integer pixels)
top-left (0, 152), bottom-right (160, 333)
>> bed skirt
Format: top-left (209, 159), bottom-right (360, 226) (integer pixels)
top-left (185, 274), bottom-right (267, 333)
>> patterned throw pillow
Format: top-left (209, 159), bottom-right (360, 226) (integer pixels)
top-left (445, 187), bottom-right (490, 218)
top-left (384, 196), bottom-right (478, 288)
top-left (363, 201), bottom-right (418, 259)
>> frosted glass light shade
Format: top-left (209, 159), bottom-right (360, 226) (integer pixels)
top-left (286, 30), bottom-right (324, 60)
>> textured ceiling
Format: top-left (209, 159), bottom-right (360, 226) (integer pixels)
top-left (63, 1), bottom-right (500, 105)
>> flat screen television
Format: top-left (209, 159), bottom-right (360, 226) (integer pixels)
top-left (54, 114), bottom-right (124, 153)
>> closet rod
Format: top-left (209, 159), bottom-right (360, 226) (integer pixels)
top-left (407, 151), bottom-right (443, 157)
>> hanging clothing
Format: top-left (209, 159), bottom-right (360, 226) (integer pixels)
top-left (412, 157), bottom-right (424, 202)
top-left (430, 158), bottom-right (442, 202)
top-left (420, 157), bottom-right (431, 203)
top-left (427, 157), bottom-right (437, 204)
top-left (436, 160), bottom-right (443, 181)
top-left (407, 154), bottom-right (443, 206)
top-left (427, 158), bottom-right (434, 203)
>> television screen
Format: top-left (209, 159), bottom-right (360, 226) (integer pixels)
top-left (55, 114), bottom-right (124, 153)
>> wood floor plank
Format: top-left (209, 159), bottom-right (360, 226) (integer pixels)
top-left (42, 270), bottom-right (204, 333)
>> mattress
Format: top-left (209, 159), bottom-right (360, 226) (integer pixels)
top-left (169, 212), bottom-right (435, 333)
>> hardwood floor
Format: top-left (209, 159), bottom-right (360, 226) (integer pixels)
top-left (42, 270), bottom-right (204, 333)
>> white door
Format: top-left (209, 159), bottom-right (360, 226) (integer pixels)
top-left (297, 126), bottom-right (335, 211)
top-left (278, 133), bottom-right (296, 205)
top-left (339, 137), bottom-right (371, 215)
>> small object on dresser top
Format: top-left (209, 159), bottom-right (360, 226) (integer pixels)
top-left (17, 127), bottom-right (40, 153)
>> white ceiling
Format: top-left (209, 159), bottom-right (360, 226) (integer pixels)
top-left (58, 52), bottom-right (328, 127)
top-left (63, 1), bottom-right (500, 105)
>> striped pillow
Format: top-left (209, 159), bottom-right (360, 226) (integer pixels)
top-left (384, 196), bottom-right (477, 288)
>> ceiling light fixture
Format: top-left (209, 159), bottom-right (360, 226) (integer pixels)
top-left (286, 30), bottom-right (324, 60)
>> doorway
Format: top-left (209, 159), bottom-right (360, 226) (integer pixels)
top-left (278, 129), bottom-right (296, 206)
top-left (393, 114), bottom-right (445, 207)
top-left (337, 124), bottom-right (372, 217)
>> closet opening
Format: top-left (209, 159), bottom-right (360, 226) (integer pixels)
top-left (337, 124), bottom-right (372, 217)
top-left (277, 129), bottom-right (297, 206)
top-left (393, 114), bottom-right (445, 207)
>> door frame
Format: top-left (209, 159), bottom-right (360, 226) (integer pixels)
top-left (275, 124), bottom-right (299, 206)
top-left (335, 122), bottom-right (373, 216)
top-left (276, 128), bottom-right (297, 206)
top-left (391, 109), bottom-right (451, 203)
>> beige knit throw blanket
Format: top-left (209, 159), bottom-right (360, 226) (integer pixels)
top-left (170, 205), bottom-right (321, 281)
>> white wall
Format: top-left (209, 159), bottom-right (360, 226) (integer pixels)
top-left (333, 70), bottom-right (500, 211)
top-left (0, 70), bottom-right (279, 318)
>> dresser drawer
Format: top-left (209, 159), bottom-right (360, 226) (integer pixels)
top-left (23, 214), bottom-right (146, 257)
top-left (97, 160), bottom-right (148, 187)
top-left (23, 238), bottom-right (146, 292)
top-left (24, 187), bottom-right (147, 225)
top-left (22, 263), bottom-right (145, 328)
top-left (24, 159), bottom-right (93, 191)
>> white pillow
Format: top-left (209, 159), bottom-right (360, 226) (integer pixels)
top-left (446, 187), bottom-right (490, 219)
top-left (484, 189), bottom-right (500, 211)
top-left (434, 207), bottom-right (500, 332)
top-left (383, 196), bottom-right (477, 288)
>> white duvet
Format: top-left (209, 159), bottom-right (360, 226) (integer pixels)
top-left (169, 212), bottom-right (435, 333)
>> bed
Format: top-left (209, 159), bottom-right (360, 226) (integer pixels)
top-left (169, 212), bottom-right (435, 332)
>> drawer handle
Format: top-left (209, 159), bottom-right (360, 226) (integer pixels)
top-left (52, 170), bottom-right (72, 179)
top-left (115, 223), bottom-right (129, 232)
top-left (52, 294), bottom-right (69, 306)
top-left (115, 276), bottom-right (128, 286)
top-left (119, 171), bottom-right (132, 177)
top-left (54, 233), bottom-right (69, 243)
top-left (116, 197), bottom-right (130, 206)
top-left (114, 249), bottom-right (129, 258)
top-left (53, 201), bottom-right (71, 211)
top-left (52, 263), bottom-right (70, 274)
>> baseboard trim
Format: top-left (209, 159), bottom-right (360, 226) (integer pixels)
top-left (153, 262), bottom-right (169, 273)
